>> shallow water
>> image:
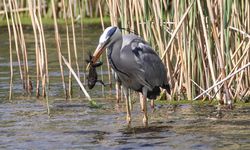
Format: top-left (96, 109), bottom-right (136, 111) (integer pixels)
top-left (0, 26), bottom-right (250, 149)
top-left (0, 98), bottom-right (250, 149)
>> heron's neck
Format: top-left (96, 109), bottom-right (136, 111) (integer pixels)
top-left (107, 37), bottom-right (122, 69)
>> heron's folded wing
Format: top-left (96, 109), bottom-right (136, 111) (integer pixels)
top-left (120, 38), bottom-right (167, 90)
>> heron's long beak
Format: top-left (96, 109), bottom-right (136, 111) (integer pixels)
top-left (86, 43), bottom-right (106, 70)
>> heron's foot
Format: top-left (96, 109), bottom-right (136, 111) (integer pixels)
top-left (227, 103), bottom-right (234, 109)
top-left (140, 106), bottom-right (145, 112)
top-left (143, 116), bottom-right (148, 127)
top-left (126, 115), bottom-right (131, 126)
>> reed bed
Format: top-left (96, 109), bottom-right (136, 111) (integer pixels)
top-left (104, 0), bottom-right (250, 104)
top-left (1, 0), bottom-right (250, 105)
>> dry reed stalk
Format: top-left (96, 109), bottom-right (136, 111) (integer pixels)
top-left (37, 0), bottom-right (49, 92)
top-left (197, 0), bottom-right (219, 98)
top-left (69, 0), bottom-right (80, 88)
top-left (61, 55), bottom-right (92, 101)
top-left (98, 1), bottom-right (106, 95)
top-left (38, 3), bottom-right (46, 97)
top-left (79, 0), bottom-right (86, 86)
top-left (28, 0), bottom-right (48, 97)
top-left (4, 0), bottom-right (13, 100)
top-left (12, 0), bottom-right (30, 93)
top-left (62, 0), bottom-right (72, 97)
top-left (8, 0), bottom-right (25, 91)
top-left (51, 0), bottom-right (68, 99)
top-left (28, 0), bottom-right (41, 97)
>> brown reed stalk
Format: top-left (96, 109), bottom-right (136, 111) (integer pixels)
top-left (4, 0), bottom-right (13, 100)
top-left (8, 0), bottom-right (25, 91)
top-left (61, 55), bottom-right (92, 101)
top-left (51, 0), bottom-right (68, 99)
top-left (197, 0), bottom-right (219, 98)
top-left (79, 0), bottom-right (86, 86)
top-left (12, 0), bottom-right (30, 94)
top-left (27, 0), bottom-right (40, 97)
top-left (69, 0), bottom-right (80, 96)
top-left (34, 0), bottom-right (48, 97)
top-left (28, 0), bottom-right (48, 97)
top-left (38, 0), bottom-right (49, 92)
top-left (62, 0), bottom-right (72, 98)
top-left (98, 0), bottom-right (105, 95)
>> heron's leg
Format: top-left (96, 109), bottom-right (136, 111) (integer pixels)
top-left (116, 81), bottom-right (121, 103)
top-left (128, 90), bottom-right (133, 111)
top-left (150, 100), bottom-right (154, 109)
top-left (123, 87), bottom-right (131, 126)
top-left (139, 93), bottom-right (144, 112)
top-left (142, 95), bottom-right (148, 127)
top-left (142, 88), bottom-right (148, 127)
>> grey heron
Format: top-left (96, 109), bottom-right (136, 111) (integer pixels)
top-left (89, 26), bottom-right (170, 127)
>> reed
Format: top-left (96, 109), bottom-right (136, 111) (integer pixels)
top-left (69, 0), bottom-right (80, 97)
top-left (13, 0), bottom-right (30, 94)
top-left (102, 0), bottom-right (250, 103)
top-left (3, 0), bottom-right (13, 100)
top-left (51, 0), bottom-right (68, 99)
top-left (61, 0), bottom-right (73, 98)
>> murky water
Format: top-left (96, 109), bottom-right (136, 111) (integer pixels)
top-left (0, 26), bottom-right (250, 149)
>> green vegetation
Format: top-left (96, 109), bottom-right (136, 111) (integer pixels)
top-left (155, 99), bottom-right (250, 107)
top-left (0, 16), bottom-right (110, 26)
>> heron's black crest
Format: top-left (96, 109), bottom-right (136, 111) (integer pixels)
top-left (107, 27), bottom-right (117, 38)
top-left (120, 28), bottom-right (138, 35)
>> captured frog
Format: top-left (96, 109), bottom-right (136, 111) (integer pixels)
top-left (86, 54), bottom-right (105, 89)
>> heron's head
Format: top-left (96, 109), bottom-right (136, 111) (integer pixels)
top-left (87, 26), bottom-right (121, 69)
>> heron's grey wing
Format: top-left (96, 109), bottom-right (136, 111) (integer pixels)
top-left (120, 36), bottom-right (167, 90)
top-left (135, 41), bottom-right (167, 86)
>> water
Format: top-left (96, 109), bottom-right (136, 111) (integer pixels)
top-left (0, 25), bottom-right (250, 149)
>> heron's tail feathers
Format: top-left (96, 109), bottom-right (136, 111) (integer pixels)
top-left (143, 84), bottom-right (171, 99)
top-left (147, 87), bottom-right (160, 99)
top-left (162, 84), bottom-right (171, 94)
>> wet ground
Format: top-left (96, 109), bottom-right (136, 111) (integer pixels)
top-left (0, 26), bottom-right (250, 149)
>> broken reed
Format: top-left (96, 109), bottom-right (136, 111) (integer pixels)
top-left (104, 0), bottom-right (250, 102)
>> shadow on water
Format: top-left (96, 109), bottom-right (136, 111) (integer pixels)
top-left (121, 125), bottom-right (172, 135)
